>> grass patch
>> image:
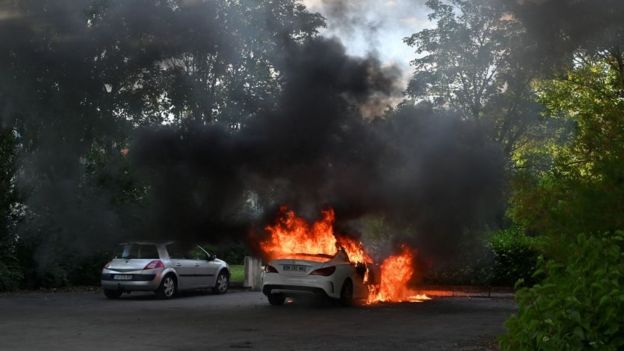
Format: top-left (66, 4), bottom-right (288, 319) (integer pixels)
top-left (229, 265), bottom-right (244, 283)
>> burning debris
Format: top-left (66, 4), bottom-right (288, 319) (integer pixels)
top-left (259, 206), bottom-right (430, 304)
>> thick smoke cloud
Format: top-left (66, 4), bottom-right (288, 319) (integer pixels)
top-left (1, 0), bottom-right (504, 264)
top-left (0, 0), bottom-right (228, 254)
top-left (133, 37), bottom-right (403, 240)
top-left (134, 35), bottom-right (504, 259)
top-left (500, 0), bottom-right (624, 68)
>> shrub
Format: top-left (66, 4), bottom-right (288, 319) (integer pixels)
top-left (203, 242), bottom-right (249, 265)
top-left (500, 233), bottom-right (624, 350)
top-left (66, 252), bottom-right (111, 286)
top-left (423, 249), bottom-right (494, 286)
top-left (489, 227), bottom-right (541, 287)
top-left (0, 254), bottom-right (23, 291)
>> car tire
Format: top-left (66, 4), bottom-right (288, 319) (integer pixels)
top-left (212, 270), bottom-right (229, 294)
top-left (268, 293), bottom-right (286, 306)
top-left (103, 289), bottom-right (122, 299)
top-left (339, 279), bottom-right (354, 307)
top-left (155, 274), bottom-right (177, 299)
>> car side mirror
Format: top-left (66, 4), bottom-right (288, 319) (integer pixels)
top-left (207, 253), bottom-right (216, 261)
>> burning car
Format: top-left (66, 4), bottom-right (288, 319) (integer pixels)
top-left (259, 207), bottom-right (430, 306)
top-left (262, 249), bottom-right (374, 306)
top-left (101, 241), bottom-right (230, 299)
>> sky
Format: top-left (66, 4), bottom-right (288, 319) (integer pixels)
top-left (302, 0), bottom-right (432, 84)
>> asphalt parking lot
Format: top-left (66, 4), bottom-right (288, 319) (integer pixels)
top-left (0, 290), bottom-right (516, 351)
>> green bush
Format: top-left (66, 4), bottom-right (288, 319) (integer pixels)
top-left (489, 227), bottom-right (541, 287)
top-left (500, 233), bottom-right (624, 350)
top-left (422, 228), bottom-right (540, 287)
top-left (423, 249), bottom-right (494, 286)
top-left (203, 242), bottom-right (249, 265)
top-left (66, 253), bottom-right (111, 286)
top-left (0, 255), bottom-right (23, 291)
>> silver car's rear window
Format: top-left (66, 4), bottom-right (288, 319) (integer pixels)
top-left (116, 244), bottom-right (159, 259)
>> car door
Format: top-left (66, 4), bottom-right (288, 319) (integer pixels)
top-left (166, 243), bottom-right (198, 290)
top-left (187, 245), bottom-right (220, 287)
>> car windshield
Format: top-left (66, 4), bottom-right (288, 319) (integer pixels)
top-left (116, 244), bottom-right (159, 259)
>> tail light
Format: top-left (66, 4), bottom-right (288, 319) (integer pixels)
top-left (310, 266), bottom-right (336, 276)
top-left (264, 265), bottom-right (278, 273)
top-left (144, 260), bottom-right (165, 270)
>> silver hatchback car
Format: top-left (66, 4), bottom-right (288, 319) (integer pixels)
top-left (101, 241), bottom-right (230, 299)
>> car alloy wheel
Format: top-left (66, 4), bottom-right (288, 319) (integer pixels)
top-left (163, 276), bottom-right (175, 297)
top-left (156, 275), bottom-right (176, 299)
top-left (213, 271), bottom-right (229, 294)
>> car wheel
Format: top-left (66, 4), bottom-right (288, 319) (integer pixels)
top-left (213, 270), bottom-right (229, 294)
top-left (268, 293), bottom-right (286, 306)
top-left (339, 279), bottom-right (354, 307)
top-left (155, 274), bottom-right (177, 299)
top-left (103, 289), bottom-right (122, 299)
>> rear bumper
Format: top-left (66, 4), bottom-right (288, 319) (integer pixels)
top-left (262, 284), bottom-right (329, 297)
top-left (262, 273), bottom-right (338, 298)
top-left (101, 271), bottom-right (163, 291)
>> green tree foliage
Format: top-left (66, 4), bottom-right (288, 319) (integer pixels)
top-left (0, 129), bottom-right (16, 244)
top-left (501, 233), bottom-right (624, 351)
top-left (502, 56), bottom-right (624, 349)
top-left (488, 226), bottom-right (540, 287)
top-left (0, 128), bottom-right (22, 290)
top-left (405, 0), bottom-right (541, 157)
top-left (510, 58), bottom-right (624, 244)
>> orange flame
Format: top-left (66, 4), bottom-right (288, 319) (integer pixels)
top-left (261, 207), bottom-right (337, 259)
top-left (260, 206), bottom-right (371, 264)
top-left (367, 246), bottom-right (430, 303)
top-left (260, 206), bottom-right (429, 304)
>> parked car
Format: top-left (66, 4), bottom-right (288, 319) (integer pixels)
top-left (101, 241), bottom-right (230, 299)
top-left (261, 249), bottom-right (374, 306)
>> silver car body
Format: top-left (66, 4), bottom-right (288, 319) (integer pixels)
top-left (101, 241), bottom-right (229, 293)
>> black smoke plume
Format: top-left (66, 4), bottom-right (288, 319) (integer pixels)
top-left (134, 36), bottom-right (504, 259)
top-left (0, 0), bottom-right (232, 260)
top-left (0, 0), bottom-right (504, 266)
top-left (500, 0), bottom-right (624, 69)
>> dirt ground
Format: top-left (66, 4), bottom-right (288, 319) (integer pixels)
top-left (0, 289), bottom-right (516, 351)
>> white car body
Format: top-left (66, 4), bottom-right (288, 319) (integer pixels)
top-left (262, 250), bottom-right (373, 305)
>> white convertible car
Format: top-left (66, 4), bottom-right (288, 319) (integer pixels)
top-left (261, 250), bottom-right (373, 306)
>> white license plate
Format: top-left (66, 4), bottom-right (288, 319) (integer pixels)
top-left (113, 274), bottom-right (133, 280)
top-left (282, 265), bottom-right (307, 272)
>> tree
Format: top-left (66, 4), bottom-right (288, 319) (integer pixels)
top-left (405, 0), bottom-right (541, 157)
top-left (510, 57), bottom-right (624, 243)
top-left (0, 128), bottom-right (22, 290)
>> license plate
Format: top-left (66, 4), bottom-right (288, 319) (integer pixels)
top-left (113, 274), bottom-right (133, 280)
top-left (282, 265), bottom-right (307, 272)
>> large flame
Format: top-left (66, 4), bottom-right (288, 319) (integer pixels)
top-left (260, 206), bottom-right (371, 264)
top-left (366, 246), bottom-right (430, 303)
top-left (260, 206), bottom-right (429, 304)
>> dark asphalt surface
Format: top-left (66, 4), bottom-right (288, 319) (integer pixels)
top-left (0, 289), bottom-right (516, 351)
